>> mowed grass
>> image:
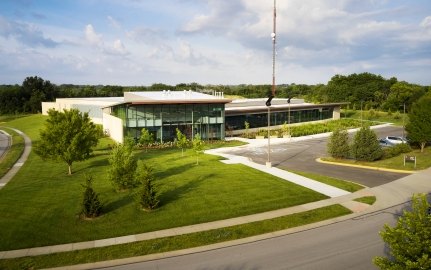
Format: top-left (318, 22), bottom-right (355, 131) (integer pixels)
top-left (323, 147), bottom-right (431, 171)
top-left (0, 204), bottom-right (351, 270)
top-left (287, 170), bottom-right (365, 192)
top-left (0, 115), bottom-right (328, 251)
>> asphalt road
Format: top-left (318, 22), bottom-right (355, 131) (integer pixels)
top-left (102, 202), bottom-right (406, 270)
top-left (229, 125), bottom-right (407, 187)
top-left (0, 131), bottom-right (10, 160)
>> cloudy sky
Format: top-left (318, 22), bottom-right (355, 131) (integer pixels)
top-left (0, 0), bottom-right (430, 86)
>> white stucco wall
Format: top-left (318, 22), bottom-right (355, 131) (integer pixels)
top-left (102, 113), bottom-right (123, 143)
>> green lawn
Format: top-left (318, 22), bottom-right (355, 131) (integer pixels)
top-left (354, 196), bottom-right (376, 205)
top-left (323, 147), bottom-right (431, 171)
top-left (287, 170), bottom-right (365, 192)
top-left (0, 204), bottom-right (351, 270)
top-left (0, 115), bottom-right (328, 251)
top-left (0, 128), bottom-right (25, 178)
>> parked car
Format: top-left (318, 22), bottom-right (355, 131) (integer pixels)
top-left (379, 138), bottom-right (395, 147)
top-left (385, 136), bottom-right (407, 144)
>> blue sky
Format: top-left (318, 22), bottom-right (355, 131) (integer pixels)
top-left (0, 0), bottom-right (430, 86)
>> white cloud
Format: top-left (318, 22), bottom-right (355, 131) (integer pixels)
top-left (84, 24), bottom-right (103, 46)
top-left (112, 39), bottom-right (127, 55)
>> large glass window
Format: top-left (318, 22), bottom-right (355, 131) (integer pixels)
top-left (117, 103), bottom-right (225, 142)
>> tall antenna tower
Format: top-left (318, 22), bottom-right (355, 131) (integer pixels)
top-left (271, 0), bottom-right (277, 97)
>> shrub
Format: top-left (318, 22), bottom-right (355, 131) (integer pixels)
top-left (393, 111), bottom-right (401, 120)
top-left (382, 143), bottom-right (412, 159)
top-left (81, 175), bottom-right (102, 218)
top-left (351, 126), bottom-right (383, 161)
top-left (327, 128), bottom-right (350, 159)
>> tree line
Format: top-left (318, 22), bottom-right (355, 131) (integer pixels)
top-left (1, 73), bottom-right (429, 114)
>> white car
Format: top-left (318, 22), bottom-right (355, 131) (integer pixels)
top-left (385, 136), bottom-right (407, 144)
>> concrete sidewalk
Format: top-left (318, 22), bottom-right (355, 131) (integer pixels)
top-left (0, 128), bottom-right (32, 189)
top-left (205, 147), bottom-right (350, 198)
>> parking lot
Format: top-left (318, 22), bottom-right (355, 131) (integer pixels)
top-left (229, 125), bottom-right (407, 187)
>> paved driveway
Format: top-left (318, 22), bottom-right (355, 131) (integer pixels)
top-left (229, 125), bottom-right (407, 187)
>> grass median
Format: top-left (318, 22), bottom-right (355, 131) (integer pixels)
top-left (0, 204), bottom-right (352, 270)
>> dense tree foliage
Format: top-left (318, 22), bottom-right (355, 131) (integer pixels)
top-left (1, 74), bottom-right (429, 114)
top-left (373, 193), bottom-right (431, 270)
top-left (405, 92), bottom-right (431, 152)
top-left (35, 109), bottom-right (101, 175)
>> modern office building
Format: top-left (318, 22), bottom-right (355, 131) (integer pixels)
top-left (42, 91), bottom-right (345, 142)
top-left (42, 91), bottom-right (230, 143)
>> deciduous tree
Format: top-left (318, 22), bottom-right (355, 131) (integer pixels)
top-left (108, 137), bottom-right (137, 191)
top-left (405, 93), bottom-right (431, 152)
top-left (35, 108), bottom-right (100, 175)
top-left (373, 193), bottom-right (431, 269)
top-left (176, 128), bottom-right (189, 157)
top-left (192, 133), bottom-right (204, 165)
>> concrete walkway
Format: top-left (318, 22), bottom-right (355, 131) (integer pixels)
top-left (0, 127), bottom-right (32, 189)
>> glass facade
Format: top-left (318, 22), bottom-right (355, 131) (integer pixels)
top-left (112, 103), bottom-right (225, 142)
top-left (225, 108), bottom-right (333, 131)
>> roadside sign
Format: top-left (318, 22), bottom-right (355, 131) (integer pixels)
top-left (404, 155), bottom-right (417, 168)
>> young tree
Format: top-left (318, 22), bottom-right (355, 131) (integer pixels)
top-left (192, 133), bottom-right (204, 165)
top-left (108, 137), bottom-right (137, 191)
top-left (80, 175), bottom-right (102, 219)
top-left (405, 93), bottom-right (431, 152)
top-left (135, 161), bottom-right (159, 211)
top-left (139, 128), bottom-right (154, 152)
top-left (373, 193), bottom-right (431, 269)
top-left (327, 128), bottom-right (350, 159)
top-left (35, 108), bottom-right (100, 175)
top-left (351, 126), bottom-right (383, 161)
top-left (176, 128), bottom-right (189, 157)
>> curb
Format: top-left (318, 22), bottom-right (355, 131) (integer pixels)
top-left (316, 158), bottom-right (415, 174)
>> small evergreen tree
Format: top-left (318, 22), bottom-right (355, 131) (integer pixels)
top-left (81, 175), bottom-right (102, 218)
top-left (192, 133), bottom-right (205, 165)
top-left (373, 193), bottom-right (431, 269)
top-left (139, 128), bottom-right (154, 152)
top-left (351, 126), bottom-right (383, 161)
top-left (108, 137), bottom-right (137, 191)
top-left (175, 128), bottom-right (189, 157)
top-left (135, 161), bottom-right (159, 211)
top-left (327, 128), bottom-right (350, 159)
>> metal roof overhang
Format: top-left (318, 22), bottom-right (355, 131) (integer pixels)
top-left (129, 99), bottom-right (232, 105)
top-left (225, 102), bottom-right (348, 116)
